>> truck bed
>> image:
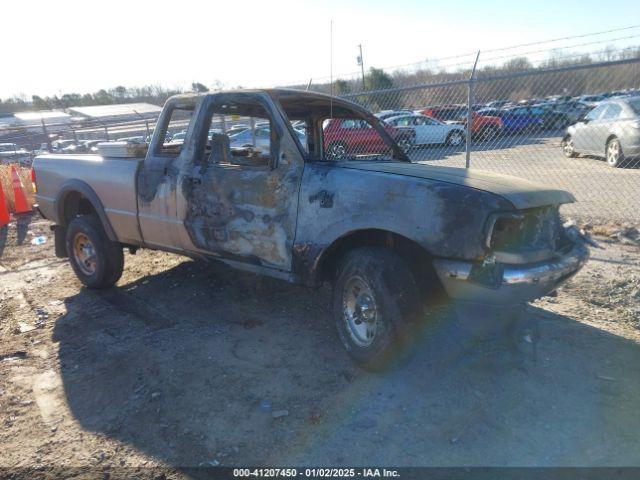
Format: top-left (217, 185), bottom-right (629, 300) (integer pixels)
top-left (34, 154), bottom-right (143, 245)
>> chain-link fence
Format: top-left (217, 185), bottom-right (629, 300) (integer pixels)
top-left (340, 56), bottom-right (640, 223)
top-left (1, 55), bottom-right (639, 224)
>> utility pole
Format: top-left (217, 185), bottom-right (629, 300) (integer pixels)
top-left (465, 51), bottom-right (481, 169)
top-left (357, 44), bottom-right (366, 90)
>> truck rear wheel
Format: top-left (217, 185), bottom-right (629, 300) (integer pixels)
top-left (333, 247), bottom-right (422, 370)
top-left (66, 214), bottom-right (124, 289)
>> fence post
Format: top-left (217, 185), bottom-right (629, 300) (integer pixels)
top-left (41, 119), bottom-right (52, 151)
top-left (465, 50), bottom-right (480, 169)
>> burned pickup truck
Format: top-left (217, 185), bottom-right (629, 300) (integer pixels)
top-left (32, 89), bottom-right (589, 369)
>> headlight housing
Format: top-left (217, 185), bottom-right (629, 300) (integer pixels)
top-left (484, 206), bottom-right (563, 263)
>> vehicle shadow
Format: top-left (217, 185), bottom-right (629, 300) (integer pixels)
top-left (52, 258), bottom-right (640, 468)
top-left (578, 154), bottom-right (640, 170)
top-left (0, 212), bottom-right (33, 259)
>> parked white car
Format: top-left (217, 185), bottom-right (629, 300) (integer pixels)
top-left (384, 114), bottom-right (465, 146)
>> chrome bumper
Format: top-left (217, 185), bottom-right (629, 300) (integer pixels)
top-left (433, 243), bottom-right (589, 305)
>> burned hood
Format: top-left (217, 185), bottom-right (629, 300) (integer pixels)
top-left (337, 162), bottom-right (575, 210)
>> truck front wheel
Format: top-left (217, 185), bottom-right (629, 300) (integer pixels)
top-left (333, 247), bottom-right (421, 370)
top-left (66, 214), bottom-right (124, 289)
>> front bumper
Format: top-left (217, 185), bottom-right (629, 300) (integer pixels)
top-left (433, 243), bottom-right (589, 306)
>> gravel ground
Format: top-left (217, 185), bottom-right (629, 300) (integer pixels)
top-left (1, 215), bottom-right (639, 477)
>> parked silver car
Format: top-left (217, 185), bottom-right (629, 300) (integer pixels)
top-left (562, 97), bottom-right (640, 167)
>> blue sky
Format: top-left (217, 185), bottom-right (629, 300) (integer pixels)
top-left (1, 0), bottom-right (639, 98)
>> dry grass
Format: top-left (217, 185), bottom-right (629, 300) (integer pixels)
top-left (0, 164), bottom-right (35, 214)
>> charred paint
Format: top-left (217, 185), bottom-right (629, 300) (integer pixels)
top-left (308, 190), bottom-right (334, 208)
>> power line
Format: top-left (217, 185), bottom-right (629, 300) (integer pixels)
top-left (481, 24), bottom-right (640, 54)
top-left (320, 24), bottom-right (640, 82)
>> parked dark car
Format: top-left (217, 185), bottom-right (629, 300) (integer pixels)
top-left (529, 104), bottom-right (571, 130)
top-left (552, 101), bottom-right (594, 125)
top-left (477, 107), bottom-right (542, 134)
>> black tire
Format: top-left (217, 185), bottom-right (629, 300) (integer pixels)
top-left (333, 247), bottom-right (422, 370)
top-left (479, 125), bottom-right (499, 142)
top-left (397, 135), bottom-right (414, 154)
top-left (562, 135), bottom-right (578, 158)
top-left (445, 130), bottom-right (465, 147)
top-left (606, 137), bottom-right (625, 168)
top-left (326, 141), bottom-right (348, 160)
top-left (66, 214), bottom-right (124, 289)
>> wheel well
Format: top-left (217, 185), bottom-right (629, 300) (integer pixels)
top-left (60, 191), bottom-right (99, 227)
top-left (318, 229), bottom-right (446, 302)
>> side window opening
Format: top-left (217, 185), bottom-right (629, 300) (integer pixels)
top-left (203, 100), bottom-right (276, 168)
top-left (157, 107), bottom-right (194, 156)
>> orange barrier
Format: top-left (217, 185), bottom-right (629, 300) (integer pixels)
top-left (0, 180), bottom-right (9, 227)
top-left (11, 165), bottom-right (31, 214)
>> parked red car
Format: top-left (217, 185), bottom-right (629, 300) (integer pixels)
top-left (323, 118), bottom-right (415, 159)
top-left (420, 105), bottom-right (503, 140)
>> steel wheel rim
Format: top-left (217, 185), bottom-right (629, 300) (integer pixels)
top-left (73, 233), bottom-right (97, 276)
top-left (607, 141), bottom-right (619, 165)
top-left (342, 276), bottom-right (378, 348)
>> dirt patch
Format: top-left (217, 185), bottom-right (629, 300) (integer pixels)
top-left (1, 217), bottom-right (640, 474)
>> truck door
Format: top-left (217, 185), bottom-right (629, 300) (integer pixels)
top-left (137, 98), bottom-right (197, 251)
top-left (178, 92), bottom-right (304, 272)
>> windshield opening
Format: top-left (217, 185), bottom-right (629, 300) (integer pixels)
top-left (274, 92), bottom-right (409, 163)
